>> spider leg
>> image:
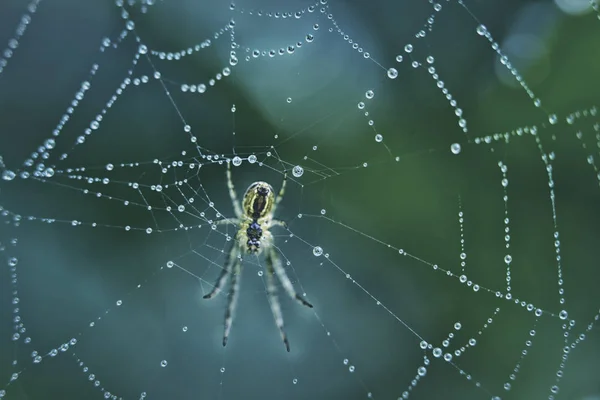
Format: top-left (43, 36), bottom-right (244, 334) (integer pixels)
top-left (272, 169), bottom-right (287, 215)
top-left (270, 248), bottom-right (313, 308)
top-left (227, 159), bottom-right (243, 218)
top-left (214, 218), bottom-right (239, 226)
top-left (270, 219), bottom-right (288, 229)
top-left (203, 242), bottom-right (238, 299)
top-left (265, 251), bottom-right (291, 352)
top-left (222, 256), bottom-right (243, 347)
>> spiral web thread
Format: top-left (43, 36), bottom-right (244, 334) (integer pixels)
top-left (0, 0), bottom-right (599, 399)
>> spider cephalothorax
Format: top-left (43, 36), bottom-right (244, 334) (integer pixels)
top-left (203, 160), bottom-right (313, 352)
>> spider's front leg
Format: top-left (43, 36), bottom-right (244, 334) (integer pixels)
top-left (270, 219), bottom-right (288, 229)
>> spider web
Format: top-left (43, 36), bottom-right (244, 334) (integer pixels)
top-left (0, 0), bottom-right (599, 399)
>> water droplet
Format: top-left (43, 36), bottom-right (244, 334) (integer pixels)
top-left (559, 310), bottom-right (568, 320)
top-left (160, 360), bottom-right (168, 367)
top-left (232, 156), bottom-right (242, 166)
top-left (292, 165), bottom-right (304, 177)
top-left (387, 68), bottom-right (398, 79)
top-left (451, 143), bottom-right (461, 154)
top-left (2, 170), bottom-right (16, 181)
top-left (313, 246), bottom-right (323, 256)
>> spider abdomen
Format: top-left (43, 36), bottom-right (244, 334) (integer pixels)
top-left (245, 220), bottom-right (263, 253)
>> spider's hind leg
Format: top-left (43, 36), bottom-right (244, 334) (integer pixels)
top-left (203, 242), bottom-right (238, 299)
top-left (222, 257), bottom-right (243, 347)
top-left (265, 251), bottom-right (291, 352)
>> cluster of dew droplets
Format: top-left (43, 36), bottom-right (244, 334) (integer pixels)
top-left (455, 308), bottom-right (501, 362)
top-left (180, 65), bottom-right (232, 96)
top-left (1, 236), bottom-right (81, 389)
top-left (17, 59), bottom-right (99, 172)
top-left (403, 321), bottom-right (472, 399)
top-left (531, 140), bottom-right (568, 314)
top-left (4, 241), bottom-right (31, 354)
top-left (473, 23), bottom-right (540, 107)
top-left (150, 17), bottom-right (228, 61)
top-left (327, 0), bottom-right (379, 63)
top-left (399, 358), bottom-right (430, 399)
top-left (64, 50), bottom-right (157, 155)
top-left (143, 16), bottom-right (234, 94)
top-left (498, 161), bottom-right (513, 296)
top-left (425, 55), bottom-right (468, 134)
top-left (342, 358), bottom-right (356, 374)
top-left (230, 0), bottom-right (323, 20)
top-left (424, 2), bottom-right (443, 31)
top-left (473, 123), bottom-right (537, 146)
top-left (233, 1), bottom-right (322, 60)
top-left (503, 323), bottom-right (539, 393)
top-left (0, 0), bottom-right (40, 75)
top-left (73, 357), bottom-right (124, 399)
top-left (458, 203), bottom-right (467, 273)
top-left (357, 89), bottom-right (384, 142)
top-left (190, 22), bottom-right (235, 92)
top-left (569, 107), bottom-right (600, 188)
top-left (388, 0), bottom-right (443, 80)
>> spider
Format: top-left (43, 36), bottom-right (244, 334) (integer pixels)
top-left (203, 160), bottom-right (313, 352)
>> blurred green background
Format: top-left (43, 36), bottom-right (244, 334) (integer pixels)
top-left (0, 0), bottom-right (599, 399)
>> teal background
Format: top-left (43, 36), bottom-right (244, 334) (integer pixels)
top-left (0, 1), bottom-right (599, 399)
